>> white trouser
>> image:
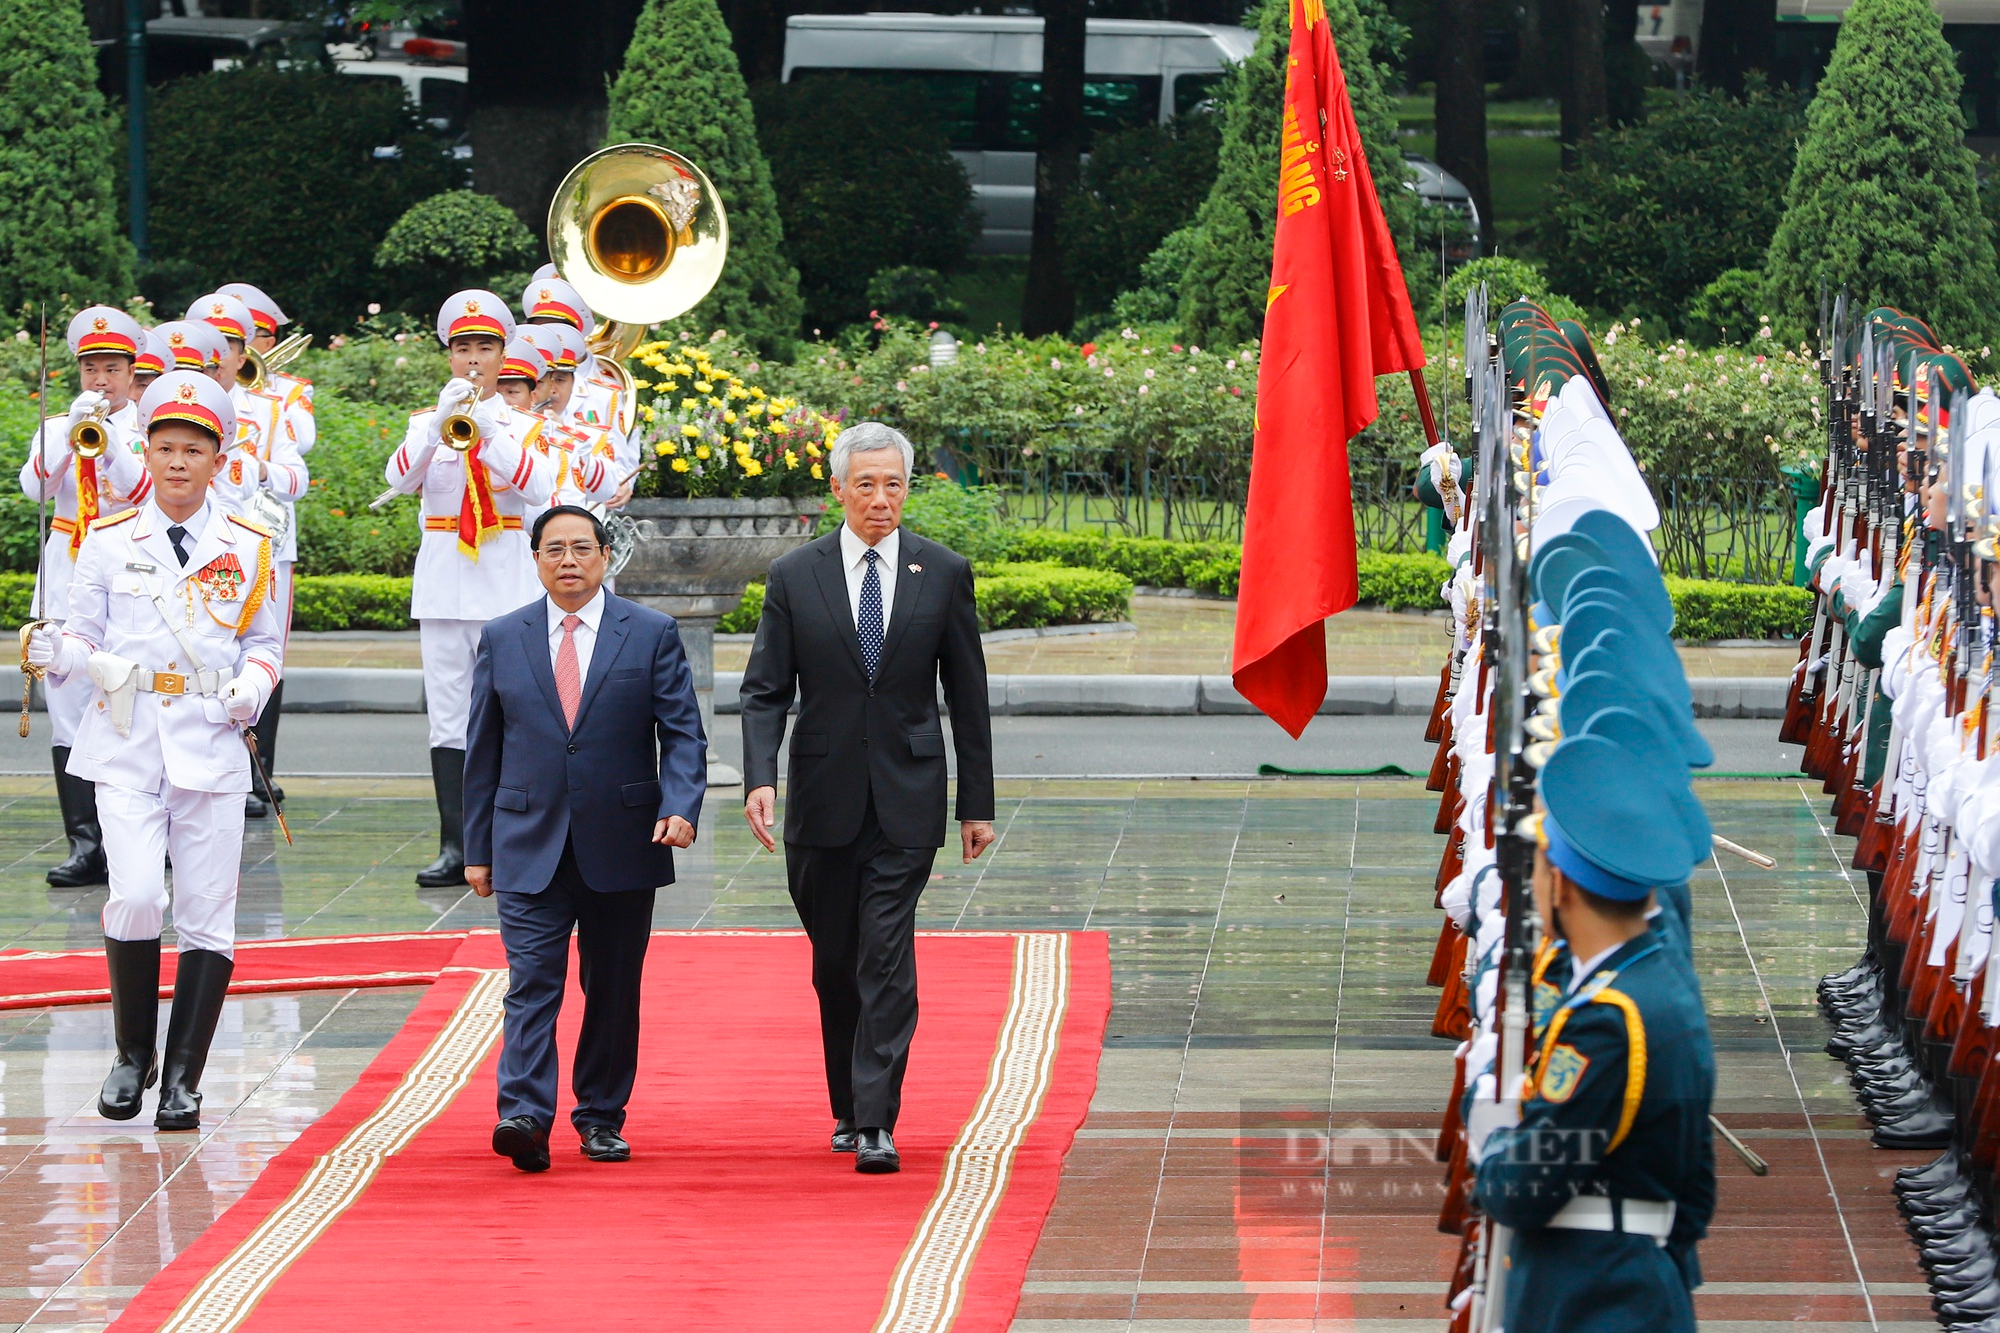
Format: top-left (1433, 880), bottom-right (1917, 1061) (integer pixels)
top-left (98, 781), bottom-right (244, 956)
top-left (45, 662), bottom-right (91, 749)
top-left (419, 618), bottom-right (484, 750)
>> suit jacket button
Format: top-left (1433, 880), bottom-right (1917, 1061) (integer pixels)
top-left (567, 743), bottom-right (577, 754)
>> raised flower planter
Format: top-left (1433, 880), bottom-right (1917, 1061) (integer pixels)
top-left (613, 497), bottom-right (826, 785)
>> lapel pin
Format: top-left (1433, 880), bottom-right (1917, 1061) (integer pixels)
top-left (908, 563), bottom-right (922, 573)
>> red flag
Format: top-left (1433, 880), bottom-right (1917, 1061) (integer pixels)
top-left (1229, 0), bottom-right (1425, 738)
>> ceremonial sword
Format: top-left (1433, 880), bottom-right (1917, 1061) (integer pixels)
top-left (18, 304), bottom-right (50, 738)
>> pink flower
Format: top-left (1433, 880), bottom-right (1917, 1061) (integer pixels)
top-left (367, 302), bottom-right (381, 315)
top-left (1230, 386), bottom-right (1242, 397)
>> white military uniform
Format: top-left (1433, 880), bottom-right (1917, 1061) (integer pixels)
top-left (52, 498), bottom-right (283, 955)
top-left (530, 416), bottom-right (620, 517)
top-left (384, 399), bottom-right (555, 748)
top-left (18, 405), bottom-right (149, 746)
top-left (213, 382), bottom-right (310, 627)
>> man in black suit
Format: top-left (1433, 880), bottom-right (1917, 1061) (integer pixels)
top-left (740, 422), bottom-right (996, 1174)
top-left (464, 505), bottom-right (707, 1172)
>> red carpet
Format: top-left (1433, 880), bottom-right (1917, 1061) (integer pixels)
top-left (0, 931), bottom-right (472, 1010)
top-left (113, 929), bottom-right (1109, 1333)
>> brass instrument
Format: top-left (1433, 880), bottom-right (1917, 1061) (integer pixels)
top-left (68, 402), bottom-right (112, 458)
top-left (439, 372), bottom-right (481, 452)
top-left (238, 332), bottom-right (314, 393)
top-left (547, 143), bottom-right (730, 402)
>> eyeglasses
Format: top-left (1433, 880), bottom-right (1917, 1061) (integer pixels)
top-left (535, 541), bottom-right (602, 561)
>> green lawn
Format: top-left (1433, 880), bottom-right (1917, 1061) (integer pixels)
top-left (946, 255), bottom-right (1030, 334)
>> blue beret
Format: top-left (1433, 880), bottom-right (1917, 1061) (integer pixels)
top-left (1563, 567), bottom-right (1672, 636)
top-left (1571, 510), bottom-right (1673, 631)
top-left (1530, 539), bottom-right (1608, 622)
top-left (1540, 733), bottom-right (1706, 898)
top-left (1559, 604), bottom-right (1691, 705)
top-left (1559, 668), bottom-right (1715, 769)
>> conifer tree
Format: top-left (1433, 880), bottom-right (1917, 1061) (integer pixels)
top-left (606, 0), bottom-right (804, 354)
top-left (1763, 0), bottom-right (1999, 343)
top-left (1175, 0), bottom-right (1412, 345)
top-left (0, 0), bottom-right (132, 313)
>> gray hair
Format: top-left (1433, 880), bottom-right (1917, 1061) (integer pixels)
top-left (830, 420), bottom-right (914, 482)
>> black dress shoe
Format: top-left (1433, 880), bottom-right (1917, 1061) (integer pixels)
top-left (579, 1126), bottom-right (630, 1162)
top-left (855, 1127), bottom-right (900, 1174)
top-left (244, 793), bottom-right (268, 819)
top-left (832, 1118), bottom-right (857, 1153)
top-left (1898, 1151), bottom-right (1963, 1192)
top-left (493, 1116), bottom-right (550, 1172)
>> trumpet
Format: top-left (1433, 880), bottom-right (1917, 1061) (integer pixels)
top-left (439, 373), bottom-right (481, 452)
top-left (68, 402), bottom-right (112, 458)
top-left (238, 332), bottom-right (314, 393)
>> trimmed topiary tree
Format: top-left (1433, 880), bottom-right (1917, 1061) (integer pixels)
top-left (1173, 0), bottom-right (1413, 345)
top-left (607, 0), bottom-right (804, 355)
top-left (1763, 0), bottom-right (2000, 344)
top-left (0, 0), bottom-right (132, 313)
top-left (375, 190), bottom-right (539, 321)
top-left (1061, 115), bottom-right (1221, 324)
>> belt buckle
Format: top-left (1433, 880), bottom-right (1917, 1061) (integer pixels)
top-left (154, 672), bottom-right (186, 696)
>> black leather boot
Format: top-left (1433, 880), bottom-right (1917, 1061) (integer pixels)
top-left (46, 748), bottom-right (107, 888)
top-left (415, 748), bottom-right (467, 888)
top-left (155, 950), bottom-right (234, 1132)
top-left (97, 937), bottom-right (160, 1120)
top-left (246, 681), bottom-right (283, 819)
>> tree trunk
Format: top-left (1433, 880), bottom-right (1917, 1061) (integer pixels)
top-left (1697, 0), bottom-right (1778, 96)
top-left (1022, 0), bottom-right (1086, 336)
top-left (1433, 0), bottom-right (1492, 255)
top-left (1559, 0), bottom-right (1605, 169)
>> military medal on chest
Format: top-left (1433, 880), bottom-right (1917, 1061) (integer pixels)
top-left (193, 552), bottom-right (246, 625)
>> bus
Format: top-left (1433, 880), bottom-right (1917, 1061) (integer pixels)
top-left (782, 14), bottom-right (1255, 253)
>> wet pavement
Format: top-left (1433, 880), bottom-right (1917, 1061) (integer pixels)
top-left (0, 775), bottom-right (1927, 1330)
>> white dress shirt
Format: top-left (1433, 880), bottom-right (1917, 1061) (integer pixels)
top-left (838, 522), bottom-right (900, 628)
top-left (546, 585), bottom-right (606, 683)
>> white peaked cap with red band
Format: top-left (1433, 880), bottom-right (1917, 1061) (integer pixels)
top-left (139, 370), bottom-right (237, 446)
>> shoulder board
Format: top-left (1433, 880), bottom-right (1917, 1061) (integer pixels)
top-left (228, 514), bottom-right (274, 539)
top-left (410, 406), bottom-right (436, 418)
top-left (251, 388), bottom-right (283, 404)
top-left (94, 508), bottom-right (140, 529)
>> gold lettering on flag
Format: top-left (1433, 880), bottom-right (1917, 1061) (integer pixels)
top-left (1291, 0), bottom-right (1326, 29)
top-left (1279, 103), bottom-right (1322, 216)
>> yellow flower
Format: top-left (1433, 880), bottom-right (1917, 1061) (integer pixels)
top-left (631, 380), bottom-right (651, 392)
top-left (810, 463), bottom-right (823, 480)
top-left (741, 457), bottom-right (763, 477)
top-left (750, 387), bottom-right (766, 400)
top-left (668, 362), bottom-right (693, 377)
top-left (696, 445), bottom-right (711, 460)
top-left (784, 450), bottom-right (798, 469)
top-left (722, 410), bottom-right (737, 424)
top-left (772, 421), bottom-right (790, 436)
top-left (728, 383), bottom-right (749, 399)
top-left (707, 396), bottom-right (723, 410)
top-left (805, 442), bottom-right (823, 457)
top-left (655, 442), bottom-right (670, 456)
top-left (746, 402), bottom-right (765, 418)
top-left (671, 457), bottom-right (691, 473)
top-left (695, 380), bottom-right (712, 392)
top-left (681, 423), bottom-right (701, 438)
top-left (681, 397), bottom-right (697, 411)
top-left (733, 439), bottom-right (750, 455)
top-left (641, 406), bottom-right (656, 422)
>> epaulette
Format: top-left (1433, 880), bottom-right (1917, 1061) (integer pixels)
top-left (228, 513), bottom-right (274, 539)
top-left (93, 508), bottom-right (140, 529)
top-left (250, 387), bottom-right (283, 404)
top-left (410, 406), bottom-right (435, 418)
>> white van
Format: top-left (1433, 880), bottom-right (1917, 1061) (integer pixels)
top-left (782, 14), bottom-right (1255, 253)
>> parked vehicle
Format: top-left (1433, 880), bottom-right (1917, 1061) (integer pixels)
top-left (1403, 153), bottom-right (1481, 266)
top-left (783, 14), bottom-right (1255, 253)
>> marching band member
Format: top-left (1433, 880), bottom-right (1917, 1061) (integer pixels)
top-left (496, 333), bottom-right (618, 517)
top-left (24, 370), bottom-right (283, 1132)
top-left (383, 291), bottom-right (556, 889)
top-left (19, 307), bottom-right (153, 887)
top-left (217, 281), bottom-right (315, 454)
top-left (132, 327), bottom-right (168, 392)
top-left (191, 293), bottom-right (309, 818)
top-left (519, 274), bottom-right (635, 439)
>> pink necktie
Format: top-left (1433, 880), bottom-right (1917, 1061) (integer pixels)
top-left (555, 613), bottom-right (582, 730)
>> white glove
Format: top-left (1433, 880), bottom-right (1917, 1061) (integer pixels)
top-left (437, 378), bottom-right (476, 416)
top-left (473, 391), bottom-right (511, 436)
top-left (25, 624), bottom-right (58, 669)
top-left (222, 674), bottom-right (262, 723)
top-left (66, 389), bottom-right (107, 429)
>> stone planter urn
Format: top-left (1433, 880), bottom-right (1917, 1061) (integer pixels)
top-left (613, 496), bottom-right (825, 785)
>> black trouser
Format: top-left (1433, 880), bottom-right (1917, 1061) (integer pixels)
top-left (494, 839), bottom-right (655, 1133)
top-left (786, 797), bottom-right (937, 1131)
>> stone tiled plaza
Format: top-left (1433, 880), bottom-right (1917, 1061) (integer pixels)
top-left (0, 774), bottom-right (1932, 1330)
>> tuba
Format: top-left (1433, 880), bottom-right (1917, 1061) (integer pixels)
top-left (546, 143), bottom-right (730, 400)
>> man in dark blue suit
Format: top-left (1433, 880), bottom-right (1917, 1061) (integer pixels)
top-left (463, 504), bottom-right (707, 1172)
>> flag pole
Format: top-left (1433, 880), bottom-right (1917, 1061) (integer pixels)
top-left (1410, 369), bottom-right (1441, 447)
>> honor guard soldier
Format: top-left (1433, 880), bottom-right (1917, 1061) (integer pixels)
top-left (520, 274), bottom-right (636, 439)
top-left (517, 324), bottom-right (626, 503)
top-left (191, 293), bottom-right (309, 817)
top-left (495, 334), bottom-right (618, 517)
top-left (217, 281), bottom-right (315, 453)
top-left (24, 370), bottom-right (284, 1132)
top-left (19, 307), bottom-right (154, 887)
top-left (383, 291), bottom-right (556, 888)
top-left (1472, 725), bottom-right (1717, 1333)
top-left (151, 319), bottom-right (228, 382)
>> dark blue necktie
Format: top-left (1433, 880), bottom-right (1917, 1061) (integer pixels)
top-left (167, 525), bottom-right (190, 567)
top-left (858, 547), bottom-right (883, 677)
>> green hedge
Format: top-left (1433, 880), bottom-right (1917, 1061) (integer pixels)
top-left (1356, 552), bottom-right (1452, 611)
top-left (289, 575), bottom-right (413, 632)
top-left (1666, 577), bottom-right (1813, 641)
top-left (1006, 530), bottom-right (1241, 594)
top-left (975, 562), bottom-right (1132, 631)
top-left (717, 581), bottom-right (764, 634)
